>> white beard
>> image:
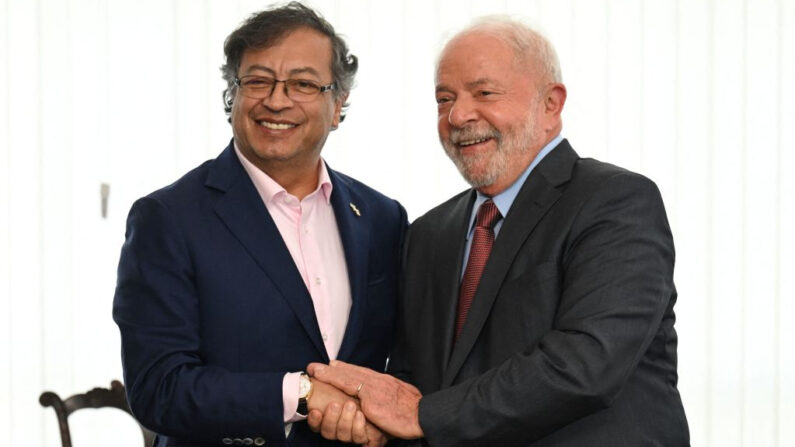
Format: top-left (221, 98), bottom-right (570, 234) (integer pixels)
top-left (441, 111), bottom-right (539, 189)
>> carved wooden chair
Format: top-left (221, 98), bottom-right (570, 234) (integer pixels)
top-left (39, 380), bottom-right (156, 447)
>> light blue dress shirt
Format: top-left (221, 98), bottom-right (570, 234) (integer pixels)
top-left (461, 134), bottom-right (564, 276)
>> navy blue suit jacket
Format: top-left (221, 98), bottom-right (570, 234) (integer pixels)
top-left (113, 141), bottom-right (407, 446)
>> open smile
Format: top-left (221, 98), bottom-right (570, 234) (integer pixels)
top-left (456, 137), bottom-right (495, 152)
top-left (257, 119), bottom-right (298, 130)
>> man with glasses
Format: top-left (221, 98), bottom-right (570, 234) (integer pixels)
top-left (113, 3), bottom-right (404, 446)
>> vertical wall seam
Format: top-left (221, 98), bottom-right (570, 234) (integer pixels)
top-left (174, 0), bottom-right (180, 172)
top-left (35, 0), bottom-right (45, 442)
top-left (401, 0), bottom-right (409, 199)
top-left (3, 0), bottom-right (12, 444)
top-left (604, 0), bottom-right (610, 160)
top-left (203, 0), bottom-right (210, 158)
top-left (774, 0), bottom-right (783, 443)
top-left (638, 0), bottom-right (645, 169)
top-left (740, 0), bottom-right (748, 442)
top-left (66, 0), bottom-right (75, 395)
top-left (673, 0), bottom-right (680, 231)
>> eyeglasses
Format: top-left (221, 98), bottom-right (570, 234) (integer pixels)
top-left (234, 75), bottom-right (336, 102)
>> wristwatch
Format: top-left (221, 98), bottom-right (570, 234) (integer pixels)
top-left (297, 373), bottom-right (313, 417)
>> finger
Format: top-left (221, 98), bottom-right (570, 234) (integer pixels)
top-left (365, 422), bottom-right (387, 447)
top-left (351, 410), bottom-right (368, 445)
top-left (329, 360), bottom-right (377, 378)
top-left (319, 402), bottom-right (342, 441)
top-left (311, 364), bottom-right (365, 395)
top-left (307, 409), bottom-right (323, 433)
top-left (306, 362), bottom-right (327, 377)
top-left (335, 401), bottom-right (357, 443)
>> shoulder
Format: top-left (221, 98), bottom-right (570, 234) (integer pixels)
top-left (568, 157), bottom-right (662, 203)
top-left (328, 168), bottom-right (407, 220)
top-left (124, 153), bottom-right (224, 231)
top-left (146, 160), bottom-right (214, 204)
top-left (407, 189), bottom-right (472, 245)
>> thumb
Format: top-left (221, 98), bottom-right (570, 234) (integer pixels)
top-left (307, 362), bottom-right (327, 377)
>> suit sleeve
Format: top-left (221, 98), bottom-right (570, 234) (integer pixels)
top-left (417, 173), bottom-right (676, 446)
top-left (112, 197), bottom-right (287, 443)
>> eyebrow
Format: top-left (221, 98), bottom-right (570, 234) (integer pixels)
top-left (243, 64), bottom-right (323, 79)
top-left (435, 78), bottom-right (500, 94)
top-left (465, 78), bottom-right (498, 89)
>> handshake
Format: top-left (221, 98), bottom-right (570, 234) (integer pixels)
top-left (304, 361), bottom-right (425, 447)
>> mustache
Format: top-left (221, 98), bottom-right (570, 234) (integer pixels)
top-left (448, 126), bottom-right (501, 145)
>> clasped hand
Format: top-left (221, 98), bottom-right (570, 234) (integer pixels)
top-left (305, 360), bottom-right (424, 446)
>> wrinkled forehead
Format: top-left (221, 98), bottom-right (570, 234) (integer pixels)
top-left (435, 32), bottom-right (518, 82)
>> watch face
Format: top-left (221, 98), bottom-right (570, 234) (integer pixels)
top-left (299, 374), bottom-right (312, 397)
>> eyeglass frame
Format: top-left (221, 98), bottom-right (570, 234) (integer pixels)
top-left (233, 75), bottom-right (337, 102)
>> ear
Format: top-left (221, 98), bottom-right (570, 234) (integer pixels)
top-left (541, 83), bottom-right (566, 130)
top-left (331, 94), bottom-right (347, 130)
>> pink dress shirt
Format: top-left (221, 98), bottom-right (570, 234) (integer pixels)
top-left (235, 147), bottom-right (352, 425)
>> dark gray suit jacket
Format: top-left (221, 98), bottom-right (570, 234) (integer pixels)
top-left (389, 140), bottom-right (689, 446)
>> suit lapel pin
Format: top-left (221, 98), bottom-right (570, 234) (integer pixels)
top-left (349, 203), bottom-right (361, 217)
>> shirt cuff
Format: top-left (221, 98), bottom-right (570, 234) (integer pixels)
top-left (282, 372), bottom-right (305, 423)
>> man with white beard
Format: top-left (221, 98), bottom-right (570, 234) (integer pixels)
top-left (306, 16), bottom-right (690, 447)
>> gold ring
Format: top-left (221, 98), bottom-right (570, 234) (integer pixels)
top-left (354, 382), bottom-right (363, 398)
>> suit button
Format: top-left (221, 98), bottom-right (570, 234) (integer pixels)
top-left (254, 438), bottom-right (265, 446)
top-left (243, 438), bottom-right (253, 445)
top-left (222, 438), bottom-right (233, 445)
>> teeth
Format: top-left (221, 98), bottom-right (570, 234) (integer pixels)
top-left (459, 138), bottom-right (489, 147)
top-left (259, 121), bottom-right (296, 130)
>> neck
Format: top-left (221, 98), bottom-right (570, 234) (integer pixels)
top-left (258, 157), bottom-right (321, 201)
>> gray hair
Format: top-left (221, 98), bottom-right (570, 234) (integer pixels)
top-left (439, 16), bottom-right (562, 87)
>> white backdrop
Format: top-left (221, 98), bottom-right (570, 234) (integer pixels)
top-left (1, 0), bottom-right (794, 446)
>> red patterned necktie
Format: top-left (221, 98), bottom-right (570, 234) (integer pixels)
top-left (455, 199), bottom-right (501, 341)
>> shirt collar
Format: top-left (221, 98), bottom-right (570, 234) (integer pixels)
top-left (233, 142), bottom-right (333, 205)
top-left (467, 134), bottom-right (563, 237)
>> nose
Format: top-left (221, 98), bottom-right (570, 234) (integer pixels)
top-left (447, 96), bottom-right (477, 128)
top-left (261, 80), bottom-right (294, 111)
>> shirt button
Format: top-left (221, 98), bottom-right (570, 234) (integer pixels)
top-left (315, 277), bottom-right (322, 285)
top-left (322, 333), bottom-right (329, 341)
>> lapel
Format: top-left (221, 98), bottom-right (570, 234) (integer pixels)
top-left (433, 191), bottom-right (477, 372)
top-left (327, 167), bottom-right (371, 361)
top-left (205, 142), bottom-right (328, 361)
top-left (442, 140), bottom-right (579, 386)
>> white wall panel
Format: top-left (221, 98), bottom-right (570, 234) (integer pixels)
top-left (0, 0), bottom-right (12, 443)
top-left (3, 1), bottom-right (794, 445)
top-left (39, 0), bottom-right (76, 445)
top-left (673, 0), bottom-right (711, 444)
top-left (778, 1), bottom-right (795, 444)
top-left (743, 2), bottom-right (780, 445)
top-left (7, 0), bottom-right (44, 445)
top-left (709, 0), bottom-right (746, 444)
top-left (174, 0), bottom-right (212, 174)
top-left (568, 0), bottom-right (608, 160)
top-left (605, 0), bottom-right (643, 171)
top-left (641, 0), bottom-right (677, 208)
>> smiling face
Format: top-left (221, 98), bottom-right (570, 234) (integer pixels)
top-left (231, 27), bottom-right (343, 180)
top-left (436, 32), bottom-right (551, 196)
